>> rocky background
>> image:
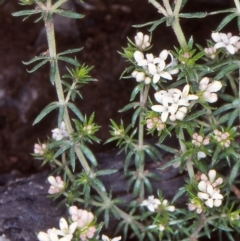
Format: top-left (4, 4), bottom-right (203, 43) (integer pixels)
top-left (0, 0), bottom-right (237, 240)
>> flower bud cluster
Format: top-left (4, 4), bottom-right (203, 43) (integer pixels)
top-left (192, 133), bottom-right (209, 147)
top-left (48, 176), bottom-right (64, 194)
top-left (204, 47), bottom-right (217, 59)
top-left (197, 170), bottom-right (223, 209)
top-left (34, 143), bottom-right (47, 155)
top-left (211, 32), bottom-right (240, 55)
top-left (51, 121), bottom-right (69, 141)
top-left (141, 195), bottom-right (175, 213)
top-left (146, 116), bottom-right (164, 131)
top-left (198, 77), bottom-right (222, 103)
top-left (188, 200), bottom-right (203, 214)
top-left (69, 206), bottom-right (96, 241)
top-left (83, 125), bottom-right (93, 134)
top-left (213, 129), bottom-right (231, 147)
top-left (134, 32), bottom-right (150, 50)
top-left (151, 85), bottom-right (198, 122)
top-left (131, 70), bottom-right (151, 84)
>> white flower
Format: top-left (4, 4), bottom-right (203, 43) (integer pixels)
top-left (159, 225), bottom-right (165, 231)
top-left (132, 70), bottom-right (151, 84)
top-left (141, 195), bottom-right (161, 212)
top-left (199, 77), bottom-right (222, 103)
top-left (52, 122), bottom-right (69, 141)
top-left (102, 235), bottom-right (121, 241)
top-left (212, 32), bottom-right (240, 54)
top-left (197, 151), bottom-right (206, 160)
top-left (197, 170), bottom-right (224, 208)
top-left (48, 176), bottom-right (64, 194)
top-left (134, 32), bottom-right (150, 50)
top-left (55, 218), bottom-right (78, 238)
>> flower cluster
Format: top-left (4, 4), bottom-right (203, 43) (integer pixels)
top-left (69, 206), bottom-right (96, 241)
top-left (198, 77), bottom-right (222, 103)
top-left (52, 121), bottom-right (69, 141)
top-left (151, 85), bottom-right (198, 122)
top-left (38, 218), bottom-right (77, 241)
top-left (197, 170), bottom-right (223, 208)
top-left (141, 195), bottom-right (175, 213)
top-left (146, 116), bottom-right (165, 131)
top-left (211, 32), bottom-right (240, 55)
top-left (192, 133), bottom-right (210, 159)
top-left (48, 176), bottom-right (64, 194)
top-left (134, 32), bottom-right (150, 50)
top-left (212, 129), bottom-right (231, 147)
top-left (34, 143), bottom-right (46, 155)
top-left (133, 49), bottom-right (178, 84)
top-left (188, 200), bottom-right (203, 214)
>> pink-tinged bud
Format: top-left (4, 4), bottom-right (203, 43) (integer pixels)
top-left (196, 135), bottom-right (203, 143)
top-left (213, 177), bottom-right (223, 187)
top-left (224, 140), bottom-right (231, 147)
top-left (69, 206), bottom-right (78, 215)
top-left (203, 138), bottom-right (210, 145)
top-left (188, 203), bottom-right (196, 211)
top-left (196, 208), bottom-right (202, 214)
top-left (200, 174), bottom-right (208, 181)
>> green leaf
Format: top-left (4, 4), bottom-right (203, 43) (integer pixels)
top-left (27, 59), bottom-right (48, 73)
top-left (57, 56), bottom-right (80, 66)
top-left (53, 143), bottom-right (71, 159)
top-left (22, 56), bottom-right (48, 65)
top-left (184, 109), bottom-right (206, 121)
top-left (132, 17), bottom-right (167, 28)
top-left (215, 13), bottom-right (238, 32)
top-left (12, 9), bottom-right (41, 17)
top-left (33, 101), bottom-right (59, 125)
top-left (149, 17), bottom-right (168, 32)
top-left (81, 145), bottom-right (97, 166)
top-left (215, 63), bottom-right (239, 79)
top-left (133, 179), bottom-right (141, 196)
top-left (157, 143), bottom-right (177, 154)
top-left (50, 62), bottom-right (56, 85)
top-left (228, 108), bottom-right (239, 126)
top-left (130, 83), bottom-right (144, 101)
top-left (92, 177), bottom-right (106, 192)
top-left (131, 107), bottom-right (142, 127)
top-left (179, 12), bottom-right (207, 18)
top-left (118, 102), bottom-right (139, 113)
top-left (55, 9), bottom-right (84, 19)
top-left (58, 48), bottom-right (83, 56)
top-left (229, 161), bottom-right (239, 184)
top-left (67, 102), bottom-right (84, 121)
top-left (124, 151), bottom-right (134, 173)
top-left (213, 103), bottom-right (234, 115)
top-left (96, 169), bottom-right (118, 176)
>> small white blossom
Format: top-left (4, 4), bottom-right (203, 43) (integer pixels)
top-left (197, 170), bottom-right (224, 208)
top-left (48, 176), bottom-right (64, 194)
top-left (199, 77), bottom-right (222, 103)
top-left (102, 235), bottom-right (121, 241)
top-left (212, 32), bottom-right (240, 54)
top-left (162, 199), bottom-right (175, 212)
top-left (134, 32), bottom-right (150, 50)
top-left (159, 225), bottom-right (165, 231)
top-left (56, 218), bottom-right (78, 238)
top-left (141, 195), bottom-right (161, 212)
top-left (52, 122), bottom-right (69, 141)
top-left (151, 85), bottom-right (197, 122)
top-left (132, 70), bottom-right (151, 84)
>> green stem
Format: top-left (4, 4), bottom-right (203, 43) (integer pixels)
top-left (51, 0), bottom-right (68, 11)
top-left (179, 127), bottom-right (194, 180)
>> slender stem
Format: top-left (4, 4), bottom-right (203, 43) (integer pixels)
top-left (163, 0), bottom-right (173, 14)
top-left (42, 1), bottom-right (144, 229)
top-left (234, 0), bottom-right (240, 13)
top-left (179, 127), bottom-right (195, 180)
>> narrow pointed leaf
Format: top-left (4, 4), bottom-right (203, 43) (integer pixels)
top-left (216, 13), bottom-right (238, 32)
top-left (33, 101), bottom-right (59, 125)
top-left (69, 145), bottom-right (76, 172)
top-left (67, 102), bottom-right (84, 121)
top-left (57, 56), bottom-right (80, 66)
top-left (27, 59), bottom-right (48, 73)
top-left (58, 48), bottom-right (83, 56)
top-left (12, 9), bottom-right (41, 17)
top-left (22, 56), bottom-right (48, 65)
top-left (55, 9), bottom-right (84, 19)
top-left (179, 12), bottom-right (207, 18)
top-left (81, 145), bottom-right (97, 166)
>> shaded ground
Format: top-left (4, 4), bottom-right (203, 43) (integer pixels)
top-left (0, 0), bottom-right (233, 175)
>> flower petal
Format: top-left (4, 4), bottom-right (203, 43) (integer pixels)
top-left (151, 105), bottom-right (165, 113)
top-left (211, 32), bottom-right (221, 42)
top-left (226, 44), bottom-right (236, 54)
